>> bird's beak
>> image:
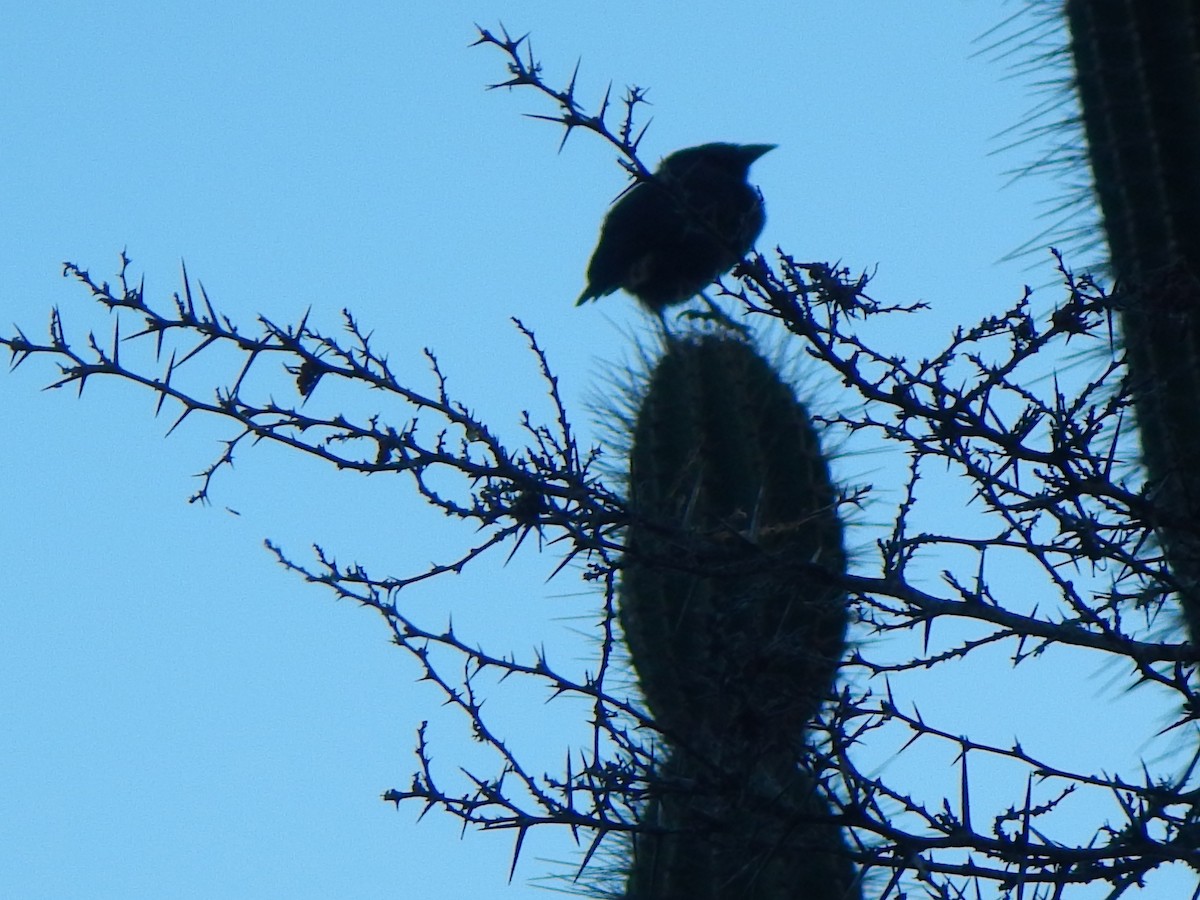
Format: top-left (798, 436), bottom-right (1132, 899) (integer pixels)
top-left (741, 144), bottom-right (777, 162)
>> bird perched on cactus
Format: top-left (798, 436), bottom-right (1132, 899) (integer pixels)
top-left (576, 142), bottom-right (775, 319)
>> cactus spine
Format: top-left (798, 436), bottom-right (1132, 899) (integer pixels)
top-left (620, 334), bottom-right (857, 899)
top-left (1067, 1), bottom-right (1200, 642)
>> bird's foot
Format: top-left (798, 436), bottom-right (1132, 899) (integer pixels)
top-left (677, 303), bottom-right (751, 337)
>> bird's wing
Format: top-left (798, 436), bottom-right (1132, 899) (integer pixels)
top-left (579, 183), bottom-right (679, 302)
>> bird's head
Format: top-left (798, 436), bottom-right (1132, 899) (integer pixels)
top-left (658, 142), bottom-right (776, 179)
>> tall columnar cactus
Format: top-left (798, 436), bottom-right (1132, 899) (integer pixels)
top-left (1067, 1), bottom-right (1200, 642)
top-left (619, 333), bottom-right (857, 899)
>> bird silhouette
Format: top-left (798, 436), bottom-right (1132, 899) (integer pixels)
top-left (577, 142), bottom-right (774, 317)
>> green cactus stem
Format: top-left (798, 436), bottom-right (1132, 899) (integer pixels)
top-left (619, 333), bottom-right (857, 899)
top-left (1067, 1), bottom-right (1200, 643)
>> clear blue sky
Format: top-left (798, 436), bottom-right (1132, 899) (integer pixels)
top-left (2, 2), bottom-right (1189, 898)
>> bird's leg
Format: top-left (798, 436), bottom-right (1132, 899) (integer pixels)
top-left (655, 306), bottom-right (676, 341)
top-left (677, 290), bottom-right (751, 336)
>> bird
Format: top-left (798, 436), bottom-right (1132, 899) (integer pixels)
top-left (576, 142), bottom-right (775, 317)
